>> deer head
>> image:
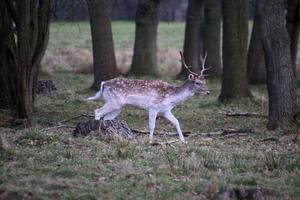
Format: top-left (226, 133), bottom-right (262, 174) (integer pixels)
top-left (180, 51), bottom-right (210, 95)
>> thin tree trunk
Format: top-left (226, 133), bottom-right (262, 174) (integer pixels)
top-left (286, 0), bottom-right (300, 77)
top-left (129, 0), bottom-right (160, 76)
top-left (247, 3), bottom-right (266, 84)
top-left (204, 0), bottom-right (222, 77)
top-left (179, 0), bottom-right (204, 78)
top-left (87, 0), bottom-right (118, 90)
top-left (257, 0), bottom-right (298, 129)
top-left (219, 0), bottom-right (252, 101)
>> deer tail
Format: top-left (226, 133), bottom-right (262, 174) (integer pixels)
top-left (85, 82), bottom-right (105, 101)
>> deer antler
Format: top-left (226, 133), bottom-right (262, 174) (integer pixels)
top-left (199, 52), bottom-right (210, 76)
top-left (179, 51), bottom-right (198, 76)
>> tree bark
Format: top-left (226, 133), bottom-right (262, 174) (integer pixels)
top-left (286, 0), bottom-right (300, 77)
top-left (257, 0), bottom-right (298, 129)
top-left (219, 0), bottom-right (252, 101)
top-left (204, 0), bottom-right (222, 77)
top-left (86, 0), bottom-right (118, 90)
top-left (129, 0), bottom-right (160, 76)
top-left (0, 0), bottom-right (51, 125)
top-left (179, 0), bottom-right (204, 78)
top-left (247, 2), bottom-right (266, 84)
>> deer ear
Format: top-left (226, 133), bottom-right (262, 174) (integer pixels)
top-left (188, 74), bottom-right (195, 81)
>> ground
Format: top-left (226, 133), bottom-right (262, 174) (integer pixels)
top-left (0, 21), bottom-right (300, 199)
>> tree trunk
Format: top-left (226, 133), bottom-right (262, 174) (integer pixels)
top-left (286, 0), bottom-right (300, 77)
top-left (86, 0), bottom-right (118, 90)
top-left (129, 0), bottom-right (160, 76)
top-left (247, 2), bottom-right (266, 84)
top-left (179, 0), bottom-right (204, 78)
top-left (204, 0), bottom-right (222, 77)
top-left (0, 0), bottom-right (51, 125)
top-left (219, 0), bottom-right (252, 101)
top-left (257, 0), bottom-right (298, 130)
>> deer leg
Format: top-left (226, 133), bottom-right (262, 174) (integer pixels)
top-left (148, 109), bottom-right (158, 143)
top-left (163, 110), bottom-right (185, 142)
top-left (103, 109), bottom-right (122, 120)
top-left (95, 104), bottom-right (119, 120)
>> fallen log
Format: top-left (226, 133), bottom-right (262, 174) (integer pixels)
top-left (219, 110), bottom-right (267, 118)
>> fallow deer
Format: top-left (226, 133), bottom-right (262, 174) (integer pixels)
top-left (86, 51), bottom-right (210, 143)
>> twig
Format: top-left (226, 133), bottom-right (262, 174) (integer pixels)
top-left (219, 110), bottom-right (267, 118)
top-left (40, 124), bottom-right (75, 132)
top-left (260, 137), bottom-right (278, 143)
top-left (57, 114), bottom-right (93, 124)
top-left (150, 140), bottom-right (179, 146)
top-left (190, 127), bottom-right (255, 137)
top-left (132, 129), bottom-right (191, 137)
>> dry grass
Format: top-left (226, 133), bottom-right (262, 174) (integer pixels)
top-left (42, 48), bottom-right (182, 76)
top-left (41, 21), bottom-right (185, 76)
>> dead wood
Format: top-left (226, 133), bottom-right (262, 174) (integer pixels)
top-left (132, 129), bottom-right (191, 137)
top-left (40, 124), bottom-right (75, 132)
top-left (260, 137), bottom-right (278, 143)
top-left (73, 119), bottom-right (134, 140)
top-left (150, 140), bottom-right (179, 147)
top-left (58, 114), bottom-right (93, 124)
top-left (190, 127), bottom-right (255, 138)
top-left (219, 110), bottom-right (267, 118)
top-left (36, 80), bottom-right (57, 95)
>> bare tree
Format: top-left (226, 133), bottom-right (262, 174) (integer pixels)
top-left (179, 0), bottom-right (204, 78)
top-left (129, 0), bottom-right (160, 76)
top-left (0, 0), bottom-right (51, 125)
top-left (219, 0), bottom-right (252, 101)
top-left (86, 0), bottom-right (118, 89)
top-left (257, 0), bottom-right (298, 129)
top-left (204, 0), bottom-right (222, 77)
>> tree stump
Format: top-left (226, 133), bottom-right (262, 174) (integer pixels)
top-left (73, 119), bottom-right (134, 140)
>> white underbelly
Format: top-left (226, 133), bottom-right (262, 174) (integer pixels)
top-left (125, 95), bottom-right (154, 110)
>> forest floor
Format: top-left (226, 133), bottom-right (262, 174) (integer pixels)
top-left (0, 21), bottom-right (300, 199)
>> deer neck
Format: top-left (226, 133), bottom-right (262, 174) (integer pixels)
top-left (170, 81), bottom-right (195, 104)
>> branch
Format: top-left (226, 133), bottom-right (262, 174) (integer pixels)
top-left (219, 110), bottom-right (267, 118)
top-left (39, 124), bottom-right (75, 132)
top-left (260, 137), bottom-right (278, 143)
top-left (190, 127), bottom-right (255, 137)
top-left (57, 114), bottom-right (93, 124)
top-left (150, 140), bottom-right (179, 147)
top-left (132, 129), bottom-right (191, 137)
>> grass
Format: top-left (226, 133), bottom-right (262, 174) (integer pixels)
top-left (0, 21), bottom-right (300, 199)
top-left (43, 21), bottom-right (185, 75)
top-left (47, 21), bottom-right (184, 51)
